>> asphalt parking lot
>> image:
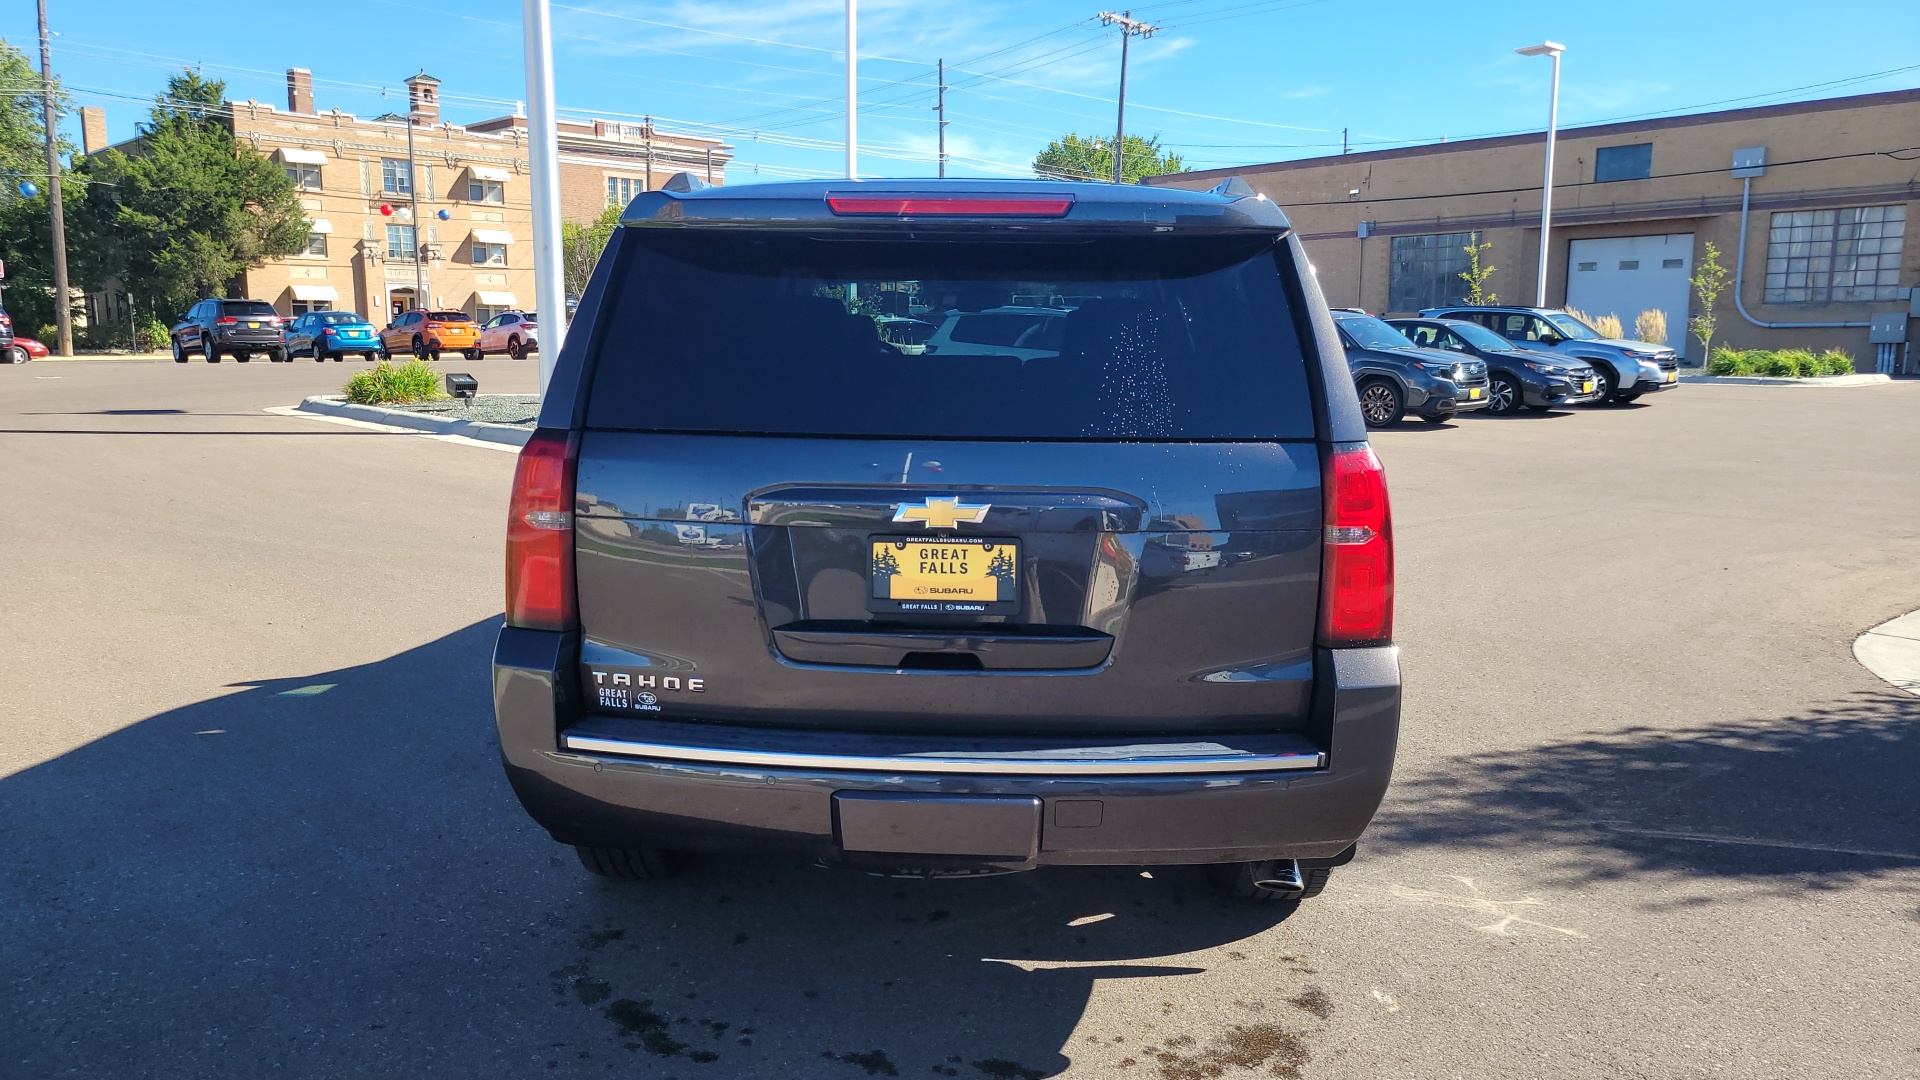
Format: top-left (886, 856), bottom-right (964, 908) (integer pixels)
top-left (2, 362), bottom-right (1916, 1079)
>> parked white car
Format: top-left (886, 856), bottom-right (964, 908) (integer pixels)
top-left (478, 311), bottom-right (539, 359)
top-left (922, 305), bottom-right (1069, 361)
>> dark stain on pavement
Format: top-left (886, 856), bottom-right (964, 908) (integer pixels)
top-left (1145, 1024), bottom-right (1308, 1078)
top-left (1285, 987), bottom-right (1333, 1020)
top-left (824, 1048), bottom-right (899, 1075)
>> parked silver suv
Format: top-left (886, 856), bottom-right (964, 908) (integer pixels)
top-left (1420, 306), bottom-right (1678, 403)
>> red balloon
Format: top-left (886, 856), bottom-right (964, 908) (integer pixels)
top-left (379, 204), bottom-right (393, 216)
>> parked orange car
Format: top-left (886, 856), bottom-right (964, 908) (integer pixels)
top-left (379, 309), bottom-right (481, 362)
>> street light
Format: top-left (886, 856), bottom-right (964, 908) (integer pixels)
top-left (1515, 41), bottom-right (1564, 308)
top-left (405, 109), bottom-right (431, 316)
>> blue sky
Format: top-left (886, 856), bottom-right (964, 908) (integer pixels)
top-left (7, 0), bottom-right (1920, 181)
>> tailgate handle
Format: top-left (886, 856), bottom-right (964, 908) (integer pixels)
top-left (773, 625), bottom-right (1113, 670)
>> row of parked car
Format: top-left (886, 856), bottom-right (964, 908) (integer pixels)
top-left (1329, 305), bottom-right (1682, 426)
top-left (168, 300), bottom-right (540, 363)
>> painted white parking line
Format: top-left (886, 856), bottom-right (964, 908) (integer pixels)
top-left (261, 405), bottom-right (521, 453)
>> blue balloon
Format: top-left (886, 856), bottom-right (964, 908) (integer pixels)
top-left (436, 208), bottom-right (450, 220)
top-left (18, 180), bottom-right (37, 198)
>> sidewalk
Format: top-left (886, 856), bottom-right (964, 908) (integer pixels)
top-left (1855, 610), bottom-right (1920, 697)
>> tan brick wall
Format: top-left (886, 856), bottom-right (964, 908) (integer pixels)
top-left (1153, 90), bottom-right (1920, 364)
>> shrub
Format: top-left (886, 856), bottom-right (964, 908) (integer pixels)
top-left (135, 316), bottom-right (169, 352)
top-left (1776, 349), bottom-right (1817, 377)
top-left (1818, 349), bottom-right (1855, 376)
top-left (1707, 348), bottom-right (1744, 375)
top-left (1758, 352), bottom-right (1799, 378)
top-left (345, 360), bottom-right (446, 404)
top-left (1565, 307), bottom-right (1625, 340)
top-left (1633, 308), bottom-right (1668, 346)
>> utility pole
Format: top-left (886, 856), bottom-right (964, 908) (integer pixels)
top-left (405, 111), bottom-right (426, 314)
top-left (524, 0), bottom-right (566, 391)
top-left (934, 58), bottom-right (947, 178)
top-left (1516, 41), bottom-right (1565, 308)
top-left (1099, 10), bottom-right (1156, 184)
top-left (36, 0), bottom-right (71, 356)
top-left (845, 0), bottom-right (857, 178)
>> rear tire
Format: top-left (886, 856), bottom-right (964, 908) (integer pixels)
top-left (465, 348), bottom-right (482, 363)
top-left (507, 336), bottom-right (523, 360)
top-left (412, 335), bottom-right (427, 361)
top-left (203, 339), bottom-right (219, 363)
top-left (1356, 379), bottom-right (1404, 428)
top-left (235, 351), bottom-right (251, 363)
top-left (1220, 862), bottom-right (1333, 904)
top-left (574, 845), bottom-right (685, 881)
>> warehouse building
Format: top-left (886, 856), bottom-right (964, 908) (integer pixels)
top-left (1149, 88), bottom-right (1919, 368)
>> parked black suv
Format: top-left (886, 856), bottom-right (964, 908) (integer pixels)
top-left (493, 176), bottom-right (1402, 903)
top-left (1330, 309), bottom-right (1490, 427)
top-left (171, 299), bottom-right (286, 363)
top-left (1388, 317), bottom-right (1600, 414)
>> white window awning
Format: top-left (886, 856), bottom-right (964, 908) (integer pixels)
top-left (467, 165), bottom-right (512, 183)
top-left (290, 285), bottom-right (338, 302)
top-left (475, 291), bottom-right (518, 306)
top-left (307, 218), bottom-right (334, 234)
top-left (277, 147), bottom-right (329, 165)
top-left (470, 229), bottom-right (516, 245)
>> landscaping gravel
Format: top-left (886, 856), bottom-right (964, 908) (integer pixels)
top-left (381, 394), bottom-right (541, 426)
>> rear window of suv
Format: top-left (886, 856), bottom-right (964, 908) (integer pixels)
top-left (219, 301), bottom-right (277, 317)
top-left (583, 230), bottom-right (1316, 440)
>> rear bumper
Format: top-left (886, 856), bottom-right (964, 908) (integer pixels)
top-left (493, 628), bottom-right (1401, 869)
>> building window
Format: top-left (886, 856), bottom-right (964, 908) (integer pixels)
top-left (1594, 143), bottom-right (1653, 183)
top-left (381, 158), bottom-right (413, 196)
top-left (1388, 231), bottom-right (1477, 313)
top-left (606, 176), bottom-right (644, 208)
top-left (467, 178), bottom-right (505, 203)
top-left (1765, 205), bottom-right (1907, 303)
top-left (291, 300), bottom-right (334, 315)
top-left (387, 224), bottom-right (417, 260)
top-left (303, 233), bottom-right (327, 257)
top-left (472, 241), bottom-right (507, 267)
top-left (285, 163), bottom-right (322, 191)
top-left (476, 305), bottom-right (510, 323)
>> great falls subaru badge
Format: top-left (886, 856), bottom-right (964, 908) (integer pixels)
top-left (591, 669), bottom-right (704, 712)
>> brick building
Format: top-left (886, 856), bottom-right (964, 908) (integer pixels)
top-left (83, 68), bottom-right (729, 326)
top-left (1148, 89), bottom-right (1920, 367)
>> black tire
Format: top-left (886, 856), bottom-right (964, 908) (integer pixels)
top-left (465, 348), bottom-right (482, 363)
top-left (235, 351), bottom-right (251, 363)
top-left (1219, 862), bottom-right (1333, 904)
top-left (7, 345), bottom-right (26, 364)
top-left (574, 845), bottom-right (685, 881)
top-left (411, 335), bottom-right (427, 360)
top-left (374, 344), bottom-right (389, 362)
top-left (203, 339), bottom-right (219, 363)
top-left (172, 339), bottom-right (187, 363)
top-left (1591, 364), bottom-right (1619, 404)
top-left (1485, 373), bottom-right (1522, 415)
top-left (507, 336), bottom-right (523, 360)
top-left (1420, 414), bottom-right (1449, 425)
top-left (1617, 389), bottom-right (1644, 403)
top-left (333, 351), bottom-right (344, 361)
top-left (1355, 379), bottom-right (1404, 428)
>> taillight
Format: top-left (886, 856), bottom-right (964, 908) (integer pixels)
top-left (0, 315), bottom-right (12, 327)
top-left (505, 429), bottom-right (579, 631)
top-left (1317, 444), bottom-right (1393, 648)
top-left (826, 194), bottom-right (1074, 217)
top-left (426, 321), bottom-right (444, 329)
top-left (216, 316), bottom-right (237, 325)
top-left (323, 327), bottom-right (337, 336)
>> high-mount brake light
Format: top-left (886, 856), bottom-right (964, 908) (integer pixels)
top-left (825, 195), bottom-right (1074, 218)
top-left (1317, 445), bottom-right (1394, 648)
top-left (505, 429), bottom-right (579, 631)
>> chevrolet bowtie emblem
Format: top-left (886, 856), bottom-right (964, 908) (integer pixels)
top-left (892, 496), bottom-right (991, 530)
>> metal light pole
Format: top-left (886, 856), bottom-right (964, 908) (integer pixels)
top-left (523, 0), bottom-right (566, 392)
top-left (845, 0), bottom-right (857, 179)
top-left (36, 0), bottom-right (72, 356)
top-left (405, 111), bottom-right (427, 313)
top-left (1516, 41), bottom-right (1565, 308)
top-left (934, 58), bottom-right (947, 179)
top-left (1099, 11), bottom-right (1156, 184)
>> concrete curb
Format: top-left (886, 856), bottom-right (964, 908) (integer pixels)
top-left (295, 395), bottom-right (532, 448)
top-left (1677, 373), bottom-right (1892, 387)
top-left (1855, 611), bottom-right (1920, 698)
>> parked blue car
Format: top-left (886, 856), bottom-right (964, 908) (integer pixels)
top-left (284, 311), bottom-right (383, 361)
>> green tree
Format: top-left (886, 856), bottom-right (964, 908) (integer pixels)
top-left (1034, 133), bottom-right (1188, 184)
top-left (70, 70), bottom-right (307, 320)
top-left (561, 204), bottom-right (622, 302)
top-left (1687, 241), bottom-right (1729, 364)
top-left (1458, 233), bottom-right (1497, 305)
top-left (0, 37), bottom-right (78, 335)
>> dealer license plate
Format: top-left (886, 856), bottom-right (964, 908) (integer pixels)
top-left (1666, 371), bottom-right (1677, 383)
top-left (247, 321), bottom-right (261, 329)
top-left (1468, 387), bottom-right (1483, 400)
top-left (870, 536), bottom-right (1019, 615)
top-left (1582, 379), bottom-right (1595, 393)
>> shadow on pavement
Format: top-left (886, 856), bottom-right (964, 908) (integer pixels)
top-left (1373, 690), bottom-right (1920, 893)
top-left (0, 619), bottom-right (1297, 1078)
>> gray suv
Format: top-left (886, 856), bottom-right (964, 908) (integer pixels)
top-left (493, 176), bottom-right (1402, 904)
top-left (1330, 309), bottom-right (1490, 427)
top-left (1421, 306), bottom-right (1679, 403)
